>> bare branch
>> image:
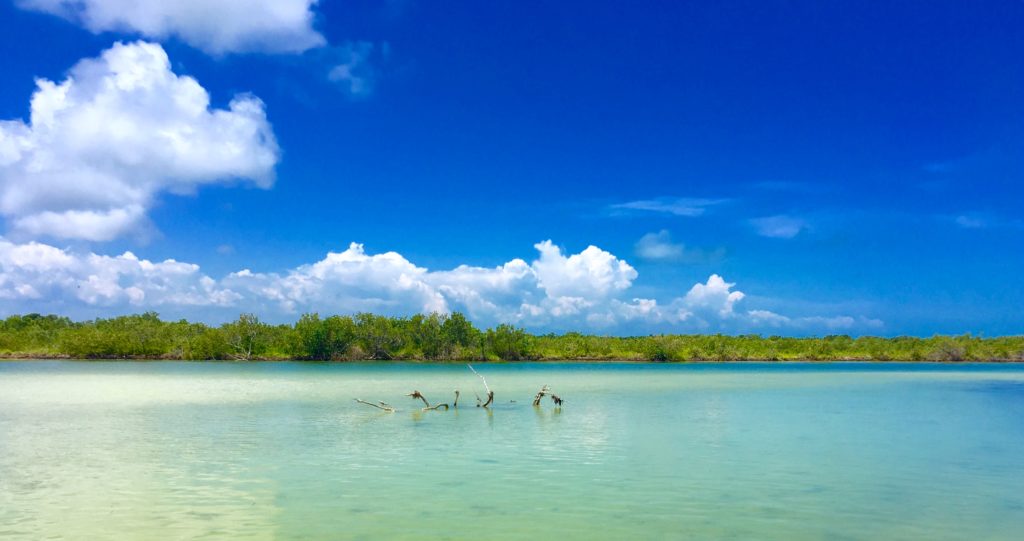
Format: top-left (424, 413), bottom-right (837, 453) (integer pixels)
top-left (354, 398), bottom-right (395, 412)
top-left (533, 385), bottom-right (551, 406)
top-left (468, 364), bottom-right (494, 408)
top-left (407, 390), bottom-right (430, 408)
top-left (532, 385), bottom-right (564, 407)
top-left (467, 364), bottom-right (491, 393)
top-left (407, 390), bottom-right (452, 411)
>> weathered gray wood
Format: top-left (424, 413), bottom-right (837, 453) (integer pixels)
top-left (468, 364), bottom-right (494, 407)
top-left (354, 398), bottom-right (396, 412)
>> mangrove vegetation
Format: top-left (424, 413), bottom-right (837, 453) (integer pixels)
top-left (1, 312), bottom-right (1022, 362)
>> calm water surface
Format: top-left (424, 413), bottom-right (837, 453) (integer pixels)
top-left (1, 361), bottom-right (1023, 540)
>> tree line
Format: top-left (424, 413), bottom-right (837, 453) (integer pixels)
top-left (1, 312), bottom-right (1022, 361)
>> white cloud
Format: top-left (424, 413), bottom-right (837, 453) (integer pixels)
top-left (531, 240), bottom-right (636, 299)
top-left (610, 197), bottom-right (727, 217)
top-left (429, 259), bottom-right (538, 323)
top-left (750, 215), bottom-right (808, 239)
top-left (328, 41), bottom-right (384, 98)
top-left (681, 274), bottom-right (744, 318)
top-left (747, 309), bottom-right (792, 327)
top-left (951, 213), bottom-right (1023, 230)
top-left (0, 237), bottom-right (239, 307)
top-left (635, 230), bottom-right (684, 260)
top-left (224, 242), bottom-right (449, 315)
top-left (747, 309), bottom-right (883, 331)
top-left (634, 230), bottom-right (726, 264)
top-left (0, 41), bottom-right (280, 241)
top-left (954, 215), bottom-right (987, 229)
top-left (0, 236), bottom-right (880, 333)
top-left (17, 0), bottom-right (325, 55)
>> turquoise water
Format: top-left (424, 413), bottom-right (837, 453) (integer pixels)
top-left (1, 362), bottom-right (1023, 540)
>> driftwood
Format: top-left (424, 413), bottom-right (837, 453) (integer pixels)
top-left (357, 376), bottom-right (562, 413)
top-left (532, 385), bottom-right (550, 406)
top-left (408, 390), bottom-right (449, 411)
top-left (532, 385), bottom-right (564, 407)
top-left (354, 399), bottom-right (396, 412)
top-left (408, 390), bottom-right (430, 407)
top-left (468, 364), bottom-right (494, 408)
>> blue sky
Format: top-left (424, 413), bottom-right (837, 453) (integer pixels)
top-left (0, 0), bottom-right (1021, 336)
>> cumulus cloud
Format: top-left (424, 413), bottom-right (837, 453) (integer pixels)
top-left (531, 240), bottom-right (636, 299)
top-left (430, 258), bottom-right (541, 323)
top-left (0, 41), bottom-right (280, 241)
top-left (0, 237), bottom-right (239, 307)
top-left (224, 243), bottom-right (449, 316)
top-left (0, 237), bottom-right (880, 333)
top-left (749, 215), bottom-right (808, 239)
top-left (610, 197), bottom-right (727, 217)
top-left (17, 0), bottom-right (325, 55)
top-left (681, 274), bottom-right (744, 318)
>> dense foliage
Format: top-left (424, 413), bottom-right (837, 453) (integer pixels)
top-left (1, 312), bottom-right (1022, 361)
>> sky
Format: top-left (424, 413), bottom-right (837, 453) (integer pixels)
top-left (0, 0), bottom-right (1022, 336)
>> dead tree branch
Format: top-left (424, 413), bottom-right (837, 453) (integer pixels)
top-left (354, 399), bottom-right (396, 412)
top-left (468, 364), bottom-right (494, 407)
top-left (532, 385), bottom-right (564, 407)
top-left (408, 390), bottom-right (449, 411)
top-left (407, 390), bottom-right (430, 408)
top-left (533, 385), bottom-right (551, 406)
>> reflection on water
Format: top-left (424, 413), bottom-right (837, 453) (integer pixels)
top-left (2, 361), bottom-right (1024, 540)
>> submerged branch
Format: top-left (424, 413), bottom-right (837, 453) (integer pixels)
top-left (408, 390), bottom-right (451, 411)
top-left (533, 385), bottom-right (550, 406)
top-left (533, 385), bottom-right (564, 407)
top-left (354, 398), bottom-right (396, 412)
top-left (407, 390), bottom-right (430, 408)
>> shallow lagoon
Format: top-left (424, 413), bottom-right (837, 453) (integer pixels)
top-left (2, 361), bottom-right (1023, 540)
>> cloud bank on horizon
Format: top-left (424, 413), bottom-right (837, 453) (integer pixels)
top-left (0, 236), bottom-right (881, 333)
